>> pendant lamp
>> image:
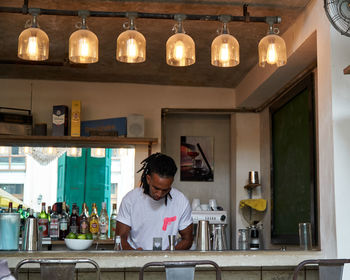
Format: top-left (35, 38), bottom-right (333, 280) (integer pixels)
top-left (258, 19), bottom-right (287, 67)
top-left (69, 11), bottom-right (98, 64)
top-left (211, 16), bottom-right (239, 67)
top-left (166, 14), bottom-right (195, 67)
top-left (18, 10), bottom-right (49, 61)
top-left (116, 13), bottom-right (146, 63)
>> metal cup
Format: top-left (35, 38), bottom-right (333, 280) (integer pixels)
top-left (168, 235), bottom-right (176, 251)
top-left (248, 171), bottom-right (259, 184)
top-left (196, 220), bottom-right (210, 251)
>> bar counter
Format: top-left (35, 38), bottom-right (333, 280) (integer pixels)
top-left (2, 250), bottom-right (325, 269)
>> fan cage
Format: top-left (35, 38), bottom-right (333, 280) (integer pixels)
top-left (324, 0), bottom-right (350, 37)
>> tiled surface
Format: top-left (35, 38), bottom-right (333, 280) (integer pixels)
top-left (262, 270), bottom-right (304, 280)
top-left (13, 267), bottom-right (320, 280)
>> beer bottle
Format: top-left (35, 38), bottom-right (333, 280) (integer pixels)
top-left (99, 202), bottom-right (108, 240)
top-left (38, 202), bottom-right (49, 237)
top-left (110, 203), bottom-right (118, 240)
top-left (89, 203), bottom-right (99, 240)
top-left (80, 203), bottom-right (89, 234)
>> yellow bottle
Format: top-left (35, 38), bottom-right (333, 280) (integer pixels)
top-left (89, 203), bottom-right (99, 239)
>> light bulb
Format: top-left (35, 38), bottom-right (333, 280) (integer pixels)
top-left (23, 147), bottom-right (32, 154)
top-left (126, 38), bottom-right (138, 61)
top-left (27, 36), bottom-right (38, 58)
top-left (46, 147), bottom-right (55, 155)
top-left (71, 147), bottom-right (78, 156)
top-left (219, 43), bottom-right (230, 63)
top-left (266, 43), bottom-right (277, 64)
top-left (79, 38), bottom-right (89, 57)
top-left (174, 40), bottom-right (185, 61)
top-left (0, 146), bottom-right (7, 155)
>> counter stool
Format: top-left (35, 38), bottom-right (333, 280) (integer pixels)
top-left (139, 260), bottom-right (221, 280)
top-left (14, 258), bottom-right (100, 280)
top-left (292, 259), bottom-right (350, 280)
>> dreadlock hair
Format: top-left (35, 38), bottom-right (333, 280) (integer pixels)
top-left (138, 153), bottom-right (177, 205)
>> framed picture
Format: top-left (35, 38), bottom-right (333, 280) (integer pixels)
top-left (180, 136), bottom-right (214, 182)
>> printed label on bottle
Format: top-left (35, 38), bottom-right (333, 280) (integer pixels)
top-left (53, 114), bottom-right (65, 125)
top-left (50, 219), bottom-right (59, 238)
top-left (38, 219), bottom-right (49, 237)
top-left (60, 222), bottom-right (68, 231)
top-left (90, 222), bottom-right (99, 233)
top-left (100, 224), bottom-right (107, 234)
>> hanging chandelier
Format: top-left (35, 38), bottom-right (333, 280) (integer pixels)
top-left (1, 3), bottom-right (287, 68)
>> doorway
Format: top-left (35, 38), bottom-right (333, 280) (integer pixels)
top-left (162, 111), bottom-right (231, 248)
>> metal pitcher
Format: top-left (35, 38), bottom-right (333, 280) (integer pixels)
top-left (211, 224), bottom-right (227, 251)
top-left (22, 216), bottom-right (41, 251)
top-left (196, 220), bottom-right (210, 251)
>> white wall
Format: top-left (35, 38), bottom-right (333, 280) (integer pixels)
top-left (233, 0), bottom-right (337, 257)
top-left (330, 27), bottom-right (350, 265)
top-left (0, 79), bottom-right (235, 184)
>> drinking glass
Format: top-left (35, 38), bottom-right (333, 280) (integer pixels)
top-left (298, 222), bottom-right (312, 250)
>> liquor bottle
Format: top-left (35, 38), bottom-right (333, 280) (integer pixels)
top-left (99, 202), bottom-right (109, 240)
top-left (114, 235), bottom-right (122, 251)
top-left (38, 202), bottom-right (49, 237)
top-left (80, 203), bottom-right (89, 234)
top-left (89, 203), bottom-right (99, 240)
top-left (49, 204), bottom-right (60, 240)
top-left (69, 207), bottom-right (79, 234)
top-left (47, 206), bottom-right (52, 223)
top-left (110, 203), bottom-right (117, 240)
top-left (17, 204), bottom-right (25, 238)
top-left (8, 202), bottom-right (13, 213)
top-left (59, 202), bottom-right (69, 240)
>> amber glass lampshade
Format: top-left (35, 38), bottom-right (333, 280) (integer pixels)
top-left (211, 24), bottom-right (239, 67)
top-left (258, 33), bottom-right (286, 67)
top-left (69, 15), bottom-right (98, 64)
top-left (166, 33), bottom-right (195, 67)
top-left (18, 26), bottom-right (49, 61)
top-left (117, 29), bottom-right (146, 63)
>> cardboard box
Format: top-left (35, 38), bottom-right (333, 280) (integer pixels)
top-left (81, 117), bottom-right (127, 137)
top-left (71, 100), bottom-right (81, 137)
top-left (52, 105), bottom-right (68, 136)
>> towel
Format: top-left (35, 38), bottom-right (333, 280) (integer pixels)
top-left (239, 199), bottom-right (267, 212)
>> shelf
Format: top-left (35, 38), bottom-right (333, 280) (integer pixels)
top-left (51, 239), bottom-right (114, 245)
top-left (0, 135), bottom-right (158, 154)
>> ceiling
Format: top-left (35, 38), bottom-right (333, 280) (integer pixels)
top-left (0, 0), bottom-right (311, 88)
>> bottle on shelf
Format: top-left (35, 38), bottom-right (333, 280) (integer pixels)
top-left (59, 202), bottom-right (69, 240)
top-left (114, 235), bottom-right (122, 251)
top-left (38, 202), bottom-right (49, 238)
top-left (8, 202), bottom-right (13, 213)
top-left (89, 203), bottom-right (99, 240)
top-left (17, 204), bottom-right (25, 238)
top-left (99, 202), bottom-right (108, 240)
top-left (69, 206), bottom-right (79, 234)
top-left (49, 204), bottom-right (60, 240)
top-left (110, 203), bottom-right (117, 240)
top-left (47, 206), bottom-right (52, 223)
top-left (80, 202), bottom-right (89, 234)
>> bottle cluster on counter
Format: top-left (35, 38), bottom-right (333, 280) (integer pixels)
top-left (3, 201), bottom-right (118, 241)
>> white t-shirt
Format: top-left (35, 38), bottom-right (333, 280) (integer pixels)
top-left (117, 187), bottom-right (193, 250)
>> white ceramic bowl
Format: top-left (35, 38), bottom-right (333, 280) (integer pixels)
top-left (64, 238), bottom-right (93, 250)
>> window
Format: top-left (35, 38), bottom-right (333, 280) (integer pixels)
top-left (0, 146), bottom-right (26, 171)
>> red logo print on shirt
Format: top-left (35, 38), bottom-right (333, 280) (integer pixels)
top-left (162, 216), bottom-right (177, 231)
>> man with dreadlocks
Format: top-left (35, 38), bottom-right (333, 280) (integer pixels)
top-left (116, 153), bottom-right (193, 250)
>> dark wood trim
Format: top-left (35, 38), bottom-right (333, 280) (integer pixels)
top-left (0, 135), bottom-right (158, 150)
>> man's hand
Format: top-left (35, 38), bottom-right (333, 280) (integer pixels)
top-left (175, 223), bottom-right (193, 250)
top-left (116, 221), bottom-right (141, 250)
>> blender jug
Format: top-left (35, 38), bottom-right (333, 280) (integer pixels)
top-left (0, 213), bottom-right (20, 250)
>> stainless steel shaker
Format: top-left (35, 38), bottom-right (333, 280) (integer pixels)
top-left (22, 211), bottom-right (41, 251)
top-left (211, 224), bottom-right (227, 251)
top-left (196, 220), bottom-right (210, 251)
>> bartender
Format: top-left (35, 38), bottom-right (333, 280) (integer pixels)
top-left (116, 153), bottom-right (193, 250)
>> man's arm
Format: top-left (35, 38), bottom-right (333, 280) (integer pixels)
top-left (116, 221), bottom-right (143, 250)
top-left (175, 223), bottom-right (193, 250)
